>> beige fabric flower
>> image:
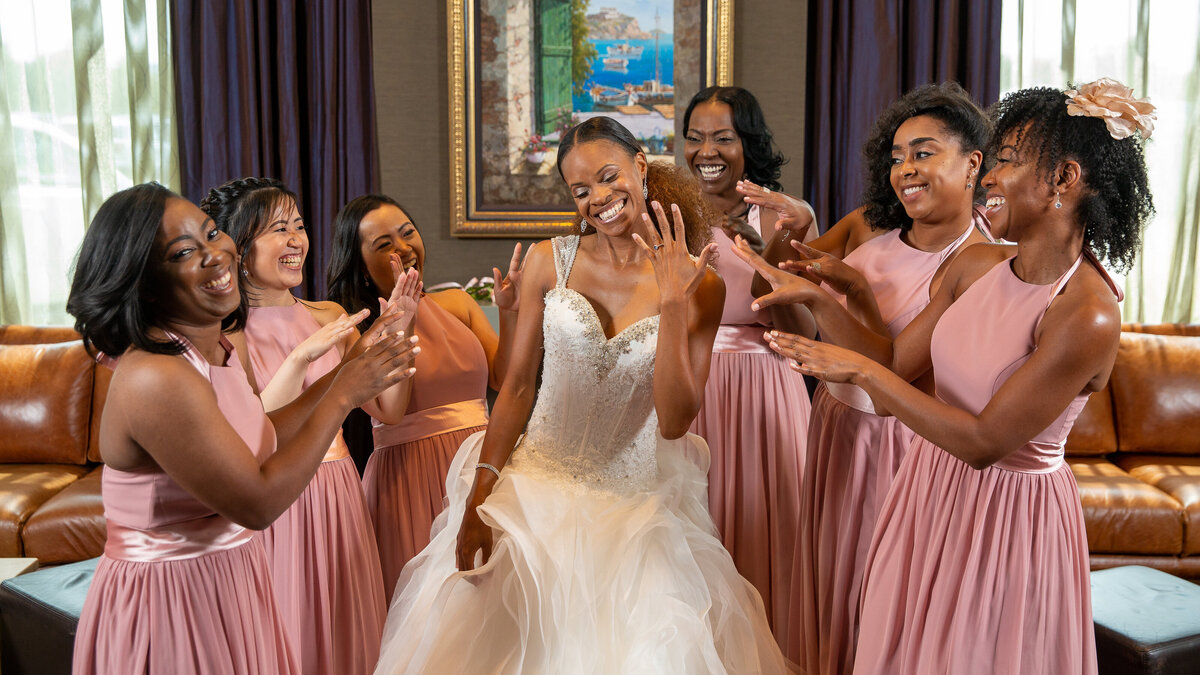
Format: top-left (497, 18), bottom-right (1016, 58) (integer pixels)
top-left (1065, 78), bottom-right (1157, 140)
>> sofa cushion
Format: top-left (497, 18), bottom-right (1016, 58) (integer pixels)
top-left (1122, 323), bottom-right (1200, 337)
top-left (1069, 458), bottom-right (1183, 555)
top-left (22, 465), bottom-right (105, 564)
top-left (1112, 332), bottom-right (1200, 456)
top-left (0, 464), bottom-right (90, 556)
top-left (1116, 455), bottom-right (1200, 556)
top-left (1065, 383), bottom-right (1117, 456)
top-left (0, 326), bottom-right (81, 345)
top-left (0, 341), bottom-right (94, 464)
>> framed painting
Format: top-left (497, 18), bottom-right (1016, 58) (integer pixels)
top-left (448, 0), bottom-right (734, 237)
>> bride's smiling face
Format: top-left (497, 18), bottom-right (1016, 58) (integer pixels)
top-left (561, 139), bottom-right (648, 237)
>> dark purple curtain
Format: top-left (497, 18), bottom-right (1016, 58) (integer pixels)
top-left (804, 0), bottom-right (1001, 230)
top-left (170, 0), bottom-right (379, 299)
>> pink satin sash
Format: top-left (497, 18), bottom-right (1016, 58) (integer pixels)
top-left (372, 399), bottom-right (489, 449)
top-left (104, 515), bottom-right (254, 562)
top-left (323, 429), bottom-right (351, 462)
top-left (712, 324), bottom-right (773, 354)
top-left (825, 380), bottom-right (879, 414)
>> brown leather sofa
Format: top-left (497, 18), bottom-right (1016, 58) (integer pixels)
top-left (1, 322), bottom-right (1198, 578)
top-left (1068, 322), bottom-right (1200, 580)
top-left (0, 326), bottom-right (107, 565)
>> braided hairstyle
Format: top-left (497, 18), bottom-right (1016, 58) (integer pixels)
top-left (683, 86), bottom-right (787, 191)
top-left (557, 116), bottom-right (714, 255)
top-left (327, 194), bottom-right (412, 330)
top-left (861, 82), bottom-right (992, 231)
top-left (989, 86), bottom-right (1153, 272)
top-left (199, 177), bottom-right (300, 305)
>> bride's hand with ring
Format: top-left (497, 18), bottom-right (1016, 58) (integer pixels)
top-left (778, 241), bottom-right (866, 296)
top-left (632, 201), bottom-right (717, 305)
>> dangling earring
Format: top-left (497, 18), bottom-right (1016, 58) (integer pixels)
top-left (363, 275), bottom-right (370, 287)
top-left (240, 265), bottom-right (248, 277)
top-left (642, 180), bottom-right (648, 199)
top-left (1054, 192), bottom-right (1062, 209)
top-left (966, 169), bottom-right (976, 190)
top-left (966, 181), bottom-right (973, 189)
top-left (580, 219), bottom-right (588, 233)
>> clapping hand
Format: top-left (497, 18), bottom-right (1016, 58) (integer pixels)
top-left (383, 256), bottom-right (422, 334)
top-left (728, 234), bottom-right (822, 311)
top-left (736, 180), bottom-right (816, 240)
top-left (778, 241), bottom-right (865, 296)
top-left (294, 310), bottom-right (369, 363)
top-left (632, 201), bottom-right (717, 305)
top-left (492, 243), bottom-right (523, 312)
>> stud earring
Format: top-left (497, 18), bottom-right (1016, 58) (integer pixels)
top-left (1054, 192), bottom-right (1062, 209)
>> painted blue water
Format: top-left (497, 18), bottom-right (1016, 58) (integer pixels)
top-left (572, 38), bottom-right (675, 112)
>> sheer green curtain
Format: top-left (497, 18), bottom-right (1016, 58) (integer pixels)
top-left (0, 0), bottom-right (178, 326)
top-left (1000, 0), bottom-right (1200, 323)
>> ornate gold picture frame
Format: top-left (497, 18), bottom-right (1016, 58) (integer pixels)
top-left (448, 0), bottom-right (734, 237)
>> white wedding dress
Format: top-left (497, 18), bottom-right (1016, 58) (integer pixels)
top-left (373, 236), bottom-right (788, 674)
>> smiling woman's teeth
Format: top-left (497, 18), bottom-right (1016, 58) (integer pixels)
top-left (698, 165), bottom-right (726, 180)
top-left (986, 196), bottom-right (1006, 208)
top-left (280, 254), bottom-right (302, 268)
top-left (597, 199), bottom-right (625, 223)
top-left (903, 185), bottom-right (928, 197)
top-left (202, 270), bottom-right (231, 290)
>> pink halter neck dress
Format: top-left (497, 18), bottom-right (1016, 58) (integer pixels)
top-left (853, 251), bottom-right (1107, 675)
top-left (243, 303), bottom-right (386, 675)
top-left (73, 334), bottom-right (299, 675)
top-left (689, 205), bottom-right (811, 645)
top-left (791, 210), bottom-right (986, 673)
top-left (363, 294), bottom-right (490, 598)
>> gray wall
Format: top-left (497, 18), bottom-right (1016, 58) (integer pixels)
top-left (372, 1), bottom-right (807, 286)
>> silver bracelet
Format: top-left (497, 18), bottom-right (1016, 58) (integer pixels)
top-left (476, 462), bottom-right (502, 479)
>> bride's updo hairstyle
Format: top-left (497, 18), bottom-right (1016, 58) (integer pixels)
top-left (557, 116), bottom-right (714, 256)
top-left (989, 84), bottom-right (1154, 272)
top-left (861, 82), bottom-right (991, 232)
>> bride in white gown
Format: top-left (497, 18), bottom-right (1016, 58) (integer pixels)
top-left (373, 117), bottom-right (788, 674)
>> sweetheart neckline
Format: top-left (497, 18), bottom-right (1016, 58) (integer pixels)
top-left (554, 287), bottom-right (660, 343)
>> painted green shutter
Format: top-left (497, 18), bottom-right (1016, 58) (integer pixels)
top-left (535, 0), bottom-right (572, 135)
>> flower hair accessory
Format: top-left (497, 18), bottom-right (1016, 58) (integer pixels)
top-left (1065, 78), bottom-right (1156, 140)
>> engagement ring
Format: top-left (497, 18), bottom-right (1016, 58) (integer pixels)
top-left (653, 244), bottom-right (664, 251)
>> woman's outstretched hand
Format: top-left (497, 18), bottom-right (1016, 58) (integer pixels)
top-left (492, 243), bottom-right (523, 312)
top-left (764, 330), bottom-right (874, 384)
top-left (729, 234), bottom-right (822, 310)
top-left (332, 324), bottom-right (419, 410)
top-left (632, 201), bottom-right (717, 305)
top-left (779, 241), bottom-right (865, 296)
top-left (294, 310), bottom-right (369, 363)
top-left (719, 212), bottom-right (765, 253)
top-left (736, 180), bottom-right (816, 240)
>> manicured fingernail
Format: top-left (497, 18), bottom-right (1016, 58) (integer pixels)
top-left (751, 303), bottom-right (760, 311)
top-left (411, 346), bottom-right (421, 355)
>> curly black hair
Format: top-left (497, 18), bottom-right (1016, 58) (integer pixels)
top-left (683, 86), bottom-right (787, 191)
top-left (861, 82), bottom-right (991, 231)
top-left (989, 86), bottom-right (1153, 272)
top-left (199, 177), bottom-right (300, 305)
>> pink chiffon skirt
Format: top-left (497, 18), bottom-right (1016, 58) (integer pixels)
top-left (363, 424), bottom-right (487, 598)
top-left (790, 383), bottom-right (914, 673)
top-left (260, 456), bottom-right (386, 675)
top-left (690, 348), bottom-right (809, 644)
top-left (854, 438), bottom-right (1097, 675)
top-left (73, 537), bottom-right (298, 674)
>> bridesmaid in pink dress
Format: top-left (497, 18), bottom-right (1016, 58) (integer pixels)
top-left (681, 86), bottom-right (817, 640)
top-left (201, 178), bottom-right (414, 675)
top-left (736, 82), bottom-right (992, 672)
top-left (67, 185), bottom-right (416, 674)
top-left (327, 194), bottom-right (519, 597)
top-left (762, 81), bottom-right (1155, 674)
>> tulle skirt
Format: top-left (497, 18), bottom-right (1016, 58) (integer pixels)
top-left (373, 431), bottom-right (789, 674)
top-left (690, 348), bottom-right (809, 645)
top-left (73, 537), bottom-right (298, 674)
top-left (363, 425), bottom-right (486, 598)
top-left (854, 438), bottom-right (1097, 675)
top-left (260, 456), bottom-right (386, 675)
top-left (790, 384), bottom-right (914, 673)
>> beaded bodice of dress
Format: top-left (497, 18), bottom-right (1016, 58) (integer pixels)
top-left (509, 235), bottom-right (661, 492)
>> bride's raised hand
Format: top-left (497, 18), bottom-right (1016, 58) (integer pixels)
top-left (491, 242), bottom-right (523, 312)
top-left (736, 179), bottom-right (816, 240)
top-left (632, 201), bottom-right (717, 305)
top-left (728, 233), bottom-right (822, 311)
